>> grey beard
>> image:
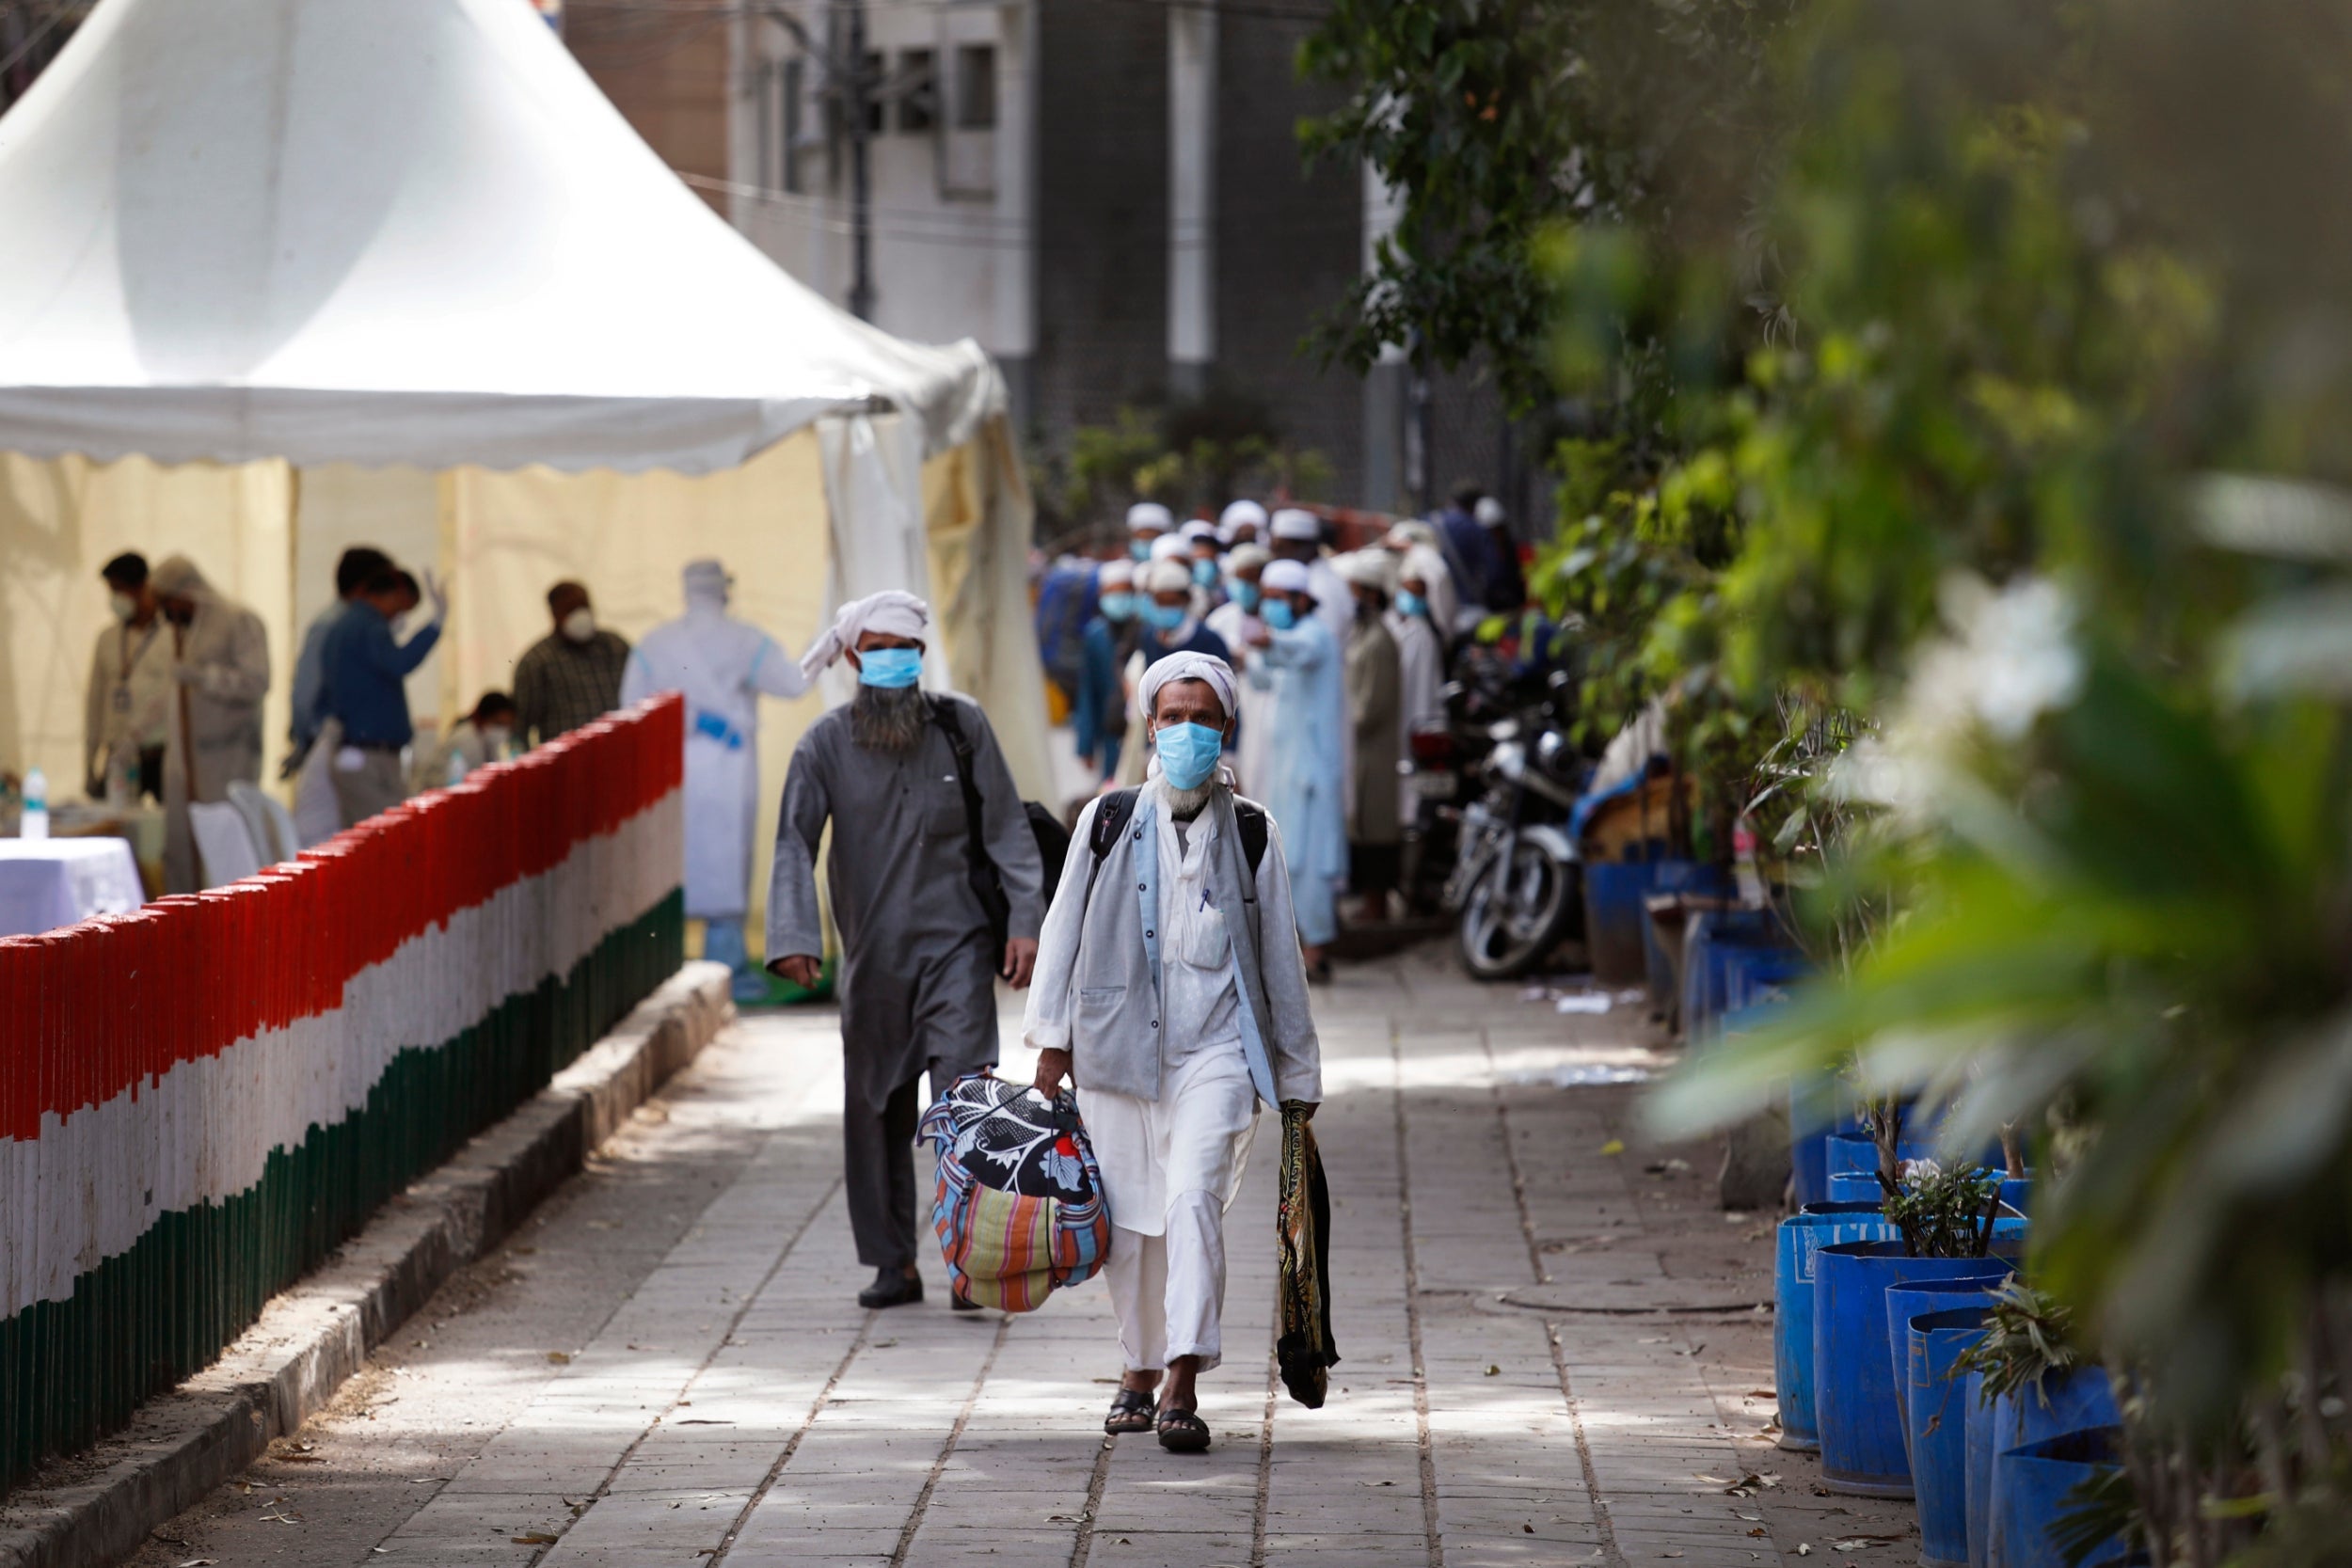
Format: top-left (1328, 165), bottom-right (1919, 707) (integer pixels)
top-left (1160, 776), bottom-right (1222, 820)
top-left (848, 683), bottom-right (929, 753)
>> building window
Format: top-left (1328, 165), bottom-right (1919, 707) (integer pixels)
top-left (861, 50), bottom-right (886, 134)
top-left (955, 43), bottom-right (996, 130)
top-left (781, 57), bottom-right (804, 192)
top-left (897, 48), bottom-right (936, 134)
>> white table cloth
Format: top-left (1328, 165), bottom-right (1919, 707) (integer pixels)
top-left (0, 837), bottom-right (147, 936)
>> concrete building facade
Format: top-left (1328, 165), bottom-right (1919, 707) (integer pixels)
top-left (567, 0), bottom-right (1524, 523)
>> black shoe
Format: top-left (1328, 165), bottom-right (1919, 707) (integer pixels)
top-left (858, 1267), bottom-right (924, 1309)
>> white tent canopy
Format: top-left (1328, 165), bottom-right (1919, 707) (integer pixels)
top-left (0, 0), bottom-right (1003, 471)
top-left (0, 0), bottom-right (1053, 927)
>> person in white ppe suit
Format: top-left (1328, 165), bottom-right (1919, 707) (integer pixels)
top-left (1028, 651), bottom-right (1321, 1453)
top-left (150, 556), bottom-right (271, 894)
top-left (620, 560), bottom-right (812, 999)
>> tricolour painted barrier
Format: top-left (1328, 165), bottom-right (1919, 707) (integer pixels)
top-left (0, 697), bottom-right (686, 1489)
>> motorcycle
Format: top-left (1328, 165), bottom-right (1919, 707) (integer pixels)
top-left (1444, 678), bottom-right (1588, 980)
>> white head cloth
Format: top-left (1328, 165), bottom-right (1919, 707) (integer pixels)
top-left (1218, 499), bottom-right (1268, 538)
top-left (1225, 543), bottom-right (1271, 576)
top-left (150, 554), bottom-right (213, 599)
top-left (1127, 501), bottom-right (1175, 535)
top-left (799, 589), bottom-right (930, 681)
top-left (1149, 532), bottom-right (1191, 562)
top-left (1144, 559), bottom-right (1195, 594)
top-left (1098, 558), bottom-right (1136, 588)
top-left (1400, 543), bottom-right (1449, 593)
top-left (1262, 559), bottom-right (1311, 595)
top-left (1383, 520), bottom-right (1438, 553)
top-left (1138, 651), bottom-right (1239, 726)
top-left (1269, 508), bottom-right (1322, 543)
top-left (1474, 497), bottom-right (1507, 527)
top-left (1337, 549), bottom-right (1399, 593)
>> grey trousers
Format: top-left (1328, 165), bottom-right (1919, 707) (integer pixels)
top-left (846, 1072), bottom-right (930, 1271)
top-left (331, 747), bottom-right (408, 829)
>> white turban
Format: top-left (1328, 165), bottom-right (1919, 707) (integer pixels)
top-left (1127, 501), bottom-right (1174, 534)
top-left (1269, 508), bottom-right (1322, 543)
top-left (1218, 499), bottom-right (1268, 537)
top-left (1225, 543), bottom-right (1270, 576)
top-left (1181, 519), bottom-right (1218, 545)
top-left (1097, 558), bottom-right (1136, 588)
top-left (799, 589), bottom-right (930, 680)
top-left (1149, 532), bottom-right (1191, 563)
top-left (1262, 559), bottom-right (1311, 595)
top-left (149, 554), bottom-right (213, 598)
top-left (1337, 549), bottom-right (1399, 594)
top-left (1137, 651), bottom-right (1239, 726)
top-left (1400, 543), bottom-right (1449, 592)
top-left (1144, 558), bottom-right (1195, 594)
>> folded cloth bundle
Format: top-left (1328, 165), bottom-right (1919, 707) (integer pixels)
top-left (920, 1071), bottom-right (1112, 1311)
top-left (1277, 1101), bottom-right (1342, 1406)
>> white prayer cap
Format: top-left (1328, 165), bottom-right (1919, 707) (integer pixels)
top-left (1261, 559), bottom-right (1312, 595)
top-left (1097, 558), bottom-right (1136, 587)
top-left (1181, 519), bottom-right (1219, 545)
top-left (1337, 550), bottom-right (1399, 593)
top-left (1475, 497), bottom-right (1507, 526)
top-left (1149, 532), bottom-right (1191, 563)
top-left (1144, 558), bottom-right (1195, 595)
top-left (799, 589), bottom-right (930, 679)
top-left (149, 554), bottom-right (211, 598)
top-left (1218, 499), bottom-right (1268, 534)
top-left (1224, 544), bottom-right (1271, 576)
top-left (1138, 650), bottom-right (1238, 725)
top-left (1269, 508), bottom-right (1323, 543)
top-left (682, 558), bottom-right (731, 596)
top-left (1127, 501), bottom-right (1175, 534)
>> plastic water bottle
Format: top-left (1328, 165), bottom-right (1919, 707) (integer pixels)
top-left (21, 766), bottom-right (48, 840)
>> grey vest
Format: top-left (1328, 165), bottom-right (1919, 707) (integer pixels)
top-left (1066, 791), bottom-right (1282, 1106)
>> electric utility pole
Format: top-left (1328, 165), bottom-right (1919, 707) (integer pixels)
top-left (757, 2), bottom-right (875, 323)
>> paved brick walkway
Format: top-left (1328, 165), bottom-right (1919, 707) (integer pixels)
top-left (126, 947), bottom-right (1916, 1568)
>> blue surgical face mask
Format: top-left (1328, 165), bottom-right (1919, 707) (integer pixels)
top-left (856, 646), bottom-right (923, 689)
top-left (1227, 578), bottom-right (1261, 612)
top-left (1396, 590), bottom-right (1427, 619)
top-left (1263, 598), bottom-right (1297, 632)
top-left (1146, 600), bottom-right (1187, 632)
top-left (1153, 721), bottom-right (1224, 791)
top-left (1099, 591), bottom-right (1136, 623)
top-left (1192, 558), bottom-right (1218, 588)
top-left (1130, 539), bottom-right (1153, 562)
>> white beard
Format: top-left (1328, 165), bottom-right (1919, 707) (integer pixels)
top-left (1157, 775), bottom-right (1222, 820)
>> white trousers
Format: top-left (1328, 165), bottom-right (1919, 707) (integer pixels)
top-left (1084, 1044), bottom-right (1259, 1374)
top-left (1105, 1196), bottom-right (1230, 1372)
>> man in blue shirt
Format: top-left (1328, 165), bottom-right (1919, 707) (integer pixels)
top-left (321, 565), bottom-right (445, 829)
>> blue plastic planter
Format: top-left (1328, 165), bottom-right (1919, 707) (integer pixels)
top-left (1910, 1307), bottom-right (1993, 1568)
top-left (1886, 1271), bottom-right (2010, 1456)
top-left (1774, 1203), bottom-right (1895, 1450)
top-left (1815, 1241), bottom-right (2017, 1497)
top-left (1964, 1366), bottom-right (2121, 1568)
top-left (1789, 1080), bottom-right (1853, 1212)
top-left (1584, 860), bottom-right (1661, 986)
top-left (1682, 910), bottom-right (1799, 1041)
top-left (1640, 862), bottom-right (1735, 1005)
top-left (1994, 1426), bottom-right (2128, 1568)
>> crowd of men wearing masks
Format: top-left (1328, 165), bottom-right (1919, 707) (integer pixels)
top-left (1066, 483), bottom-right (1529, 978)
top-left (73, 497), bottom-right (1527, 1458)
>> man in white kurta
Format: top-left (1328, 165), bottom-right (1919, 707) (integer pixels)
top-left (1027, 652), bottom-right (1322, 1452)
top-left (620, 559), bottom-right (810, 997)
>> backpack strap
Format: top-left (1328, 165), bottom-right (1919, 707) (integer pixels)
top-left (1083, 787), bottom-right (1141, 908)
top-left (1234, 800), bottom-right (1268, 876)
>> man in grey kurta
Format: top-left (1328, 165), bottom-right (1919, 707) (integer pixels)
top-left (766, 590), bottom-right (1046, 1309)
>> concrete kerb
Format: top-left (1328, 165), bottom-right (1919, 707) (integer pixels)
top-left (0, 960), bottom-right (736, 1568)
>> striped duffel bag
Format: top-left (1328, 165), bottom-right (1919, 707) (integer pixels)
top-left (919, 1071), bottom-right (1112, 1311)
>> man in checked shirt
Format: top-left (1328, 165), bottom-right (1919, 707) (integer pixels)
top-left (512, 580), bottom-right (631, 748)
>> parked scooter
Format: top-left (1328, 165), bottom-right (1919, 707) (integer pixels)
top-left (1443, 673), bottom-right (1588, 979)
